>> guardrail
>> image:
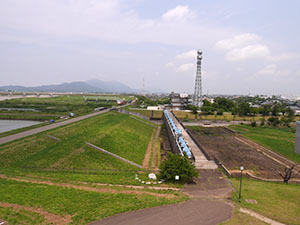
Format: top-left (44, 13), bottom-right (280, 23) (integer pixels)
top-left (213, 157), bottom-right (231, 177)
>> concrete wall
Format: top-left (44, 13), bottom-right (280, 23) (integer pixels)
top-left (295, 121), bottom-right (300, 156)
top-left (163, 114), bottom-right (181, 155)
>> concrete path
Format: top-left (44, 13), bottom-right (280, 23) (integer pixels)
top-left (0, 109), bottom-right (110, 145)
top-left (86, 142), bottom-right (142, 168)
top-left (90, 199), bottom-right (232, 225)
top-left (90, 170), bottom-right (234, 225)
top-left (240, 208), bottom-right (286, 225)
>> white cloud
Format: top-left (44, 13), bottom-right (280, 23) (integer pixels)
top-left (166, 62), bottom-right (174, 67)
top-left (257, 64), bottom-right (277, 75)
top-left (226, 44), bottom-right (270, 61)
top-left (177, 63), bottom-right (194, 72)
top-left (0, 1), bottom-right (232, 47)
top-left (216, 33), bottom-right (261, 49)
top-left (175, 50), bottom-right (197, 60)
top-left (161, 5), bottom-right (193, 21)
top-left (268, 52), bottom-right (300, 62)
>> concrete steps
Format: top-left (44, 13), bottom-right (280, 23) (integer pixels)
top-left (194, 160), bottom-right (218, 169)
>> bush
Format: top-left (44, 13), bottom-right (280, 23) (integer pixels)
top-left (260, 117), bottom-right (265, 126)
top-left (251, 121), bottom-right (257, 127)
top-left (268, 116), bottom-right (280, 127)
top-left (159, 153), bottom-right (198, 184)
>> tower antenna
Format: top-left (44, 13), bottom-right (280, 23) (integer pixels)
top-left (193, 50), bottom-right (203, 107)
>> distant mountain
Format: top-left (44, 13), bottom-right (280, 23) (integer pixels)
top-left (0, 80), bottom-right (138, 93)
top-left (0, 82), bottom-right (101, 93)
top-left (86, 79), bottom-right (136, 93)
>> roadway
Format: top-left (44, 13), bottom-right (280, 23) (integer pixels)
top-left (0, 109), bottom-right (110, 145)
top-left (90, 170), bottom-right (233, 225)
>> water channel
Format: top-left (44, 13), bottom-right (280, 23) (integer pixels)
top-left (0, 120), bottom-right (42, 133)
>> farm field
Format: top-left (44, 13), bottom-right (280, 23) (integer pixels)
top-left (230, 177), bottom-right (300, 225)
top-left (0, 111), bottom-right (187, 224)
top-left (186, 126), bottom-right (289, 179)
top-left (0, 95), bottom-right (134, 121)
top-left (229, 125), bottom-right (300, 164)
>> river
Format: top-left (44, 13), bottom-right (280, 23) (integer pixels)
top-left (0, 120), bottom-right (42, 133)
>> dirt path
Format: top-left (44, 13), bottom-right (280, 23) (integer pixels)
top-left (0, 175), bottom-right (175, 199)
top-left (151, 126), bottom-right (161, 170)
top-left (142, 128), bottom-right (156, 168)
top-left (0, 202), bottom-right (71, 225)
top-left (15, 174), bottom-right (180, 191)
top-left (90, 170), bottom-right (234, 225)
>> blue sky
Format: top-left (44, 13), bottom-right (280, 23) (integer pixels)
top-left (0, 0), bottom-right (300, 95)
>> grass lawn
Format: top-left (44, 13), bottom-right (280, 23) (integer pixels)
top-left (229, 124), bottom-right (300, 163)
top-left (230, 177), bottom-right (300, 225)
top-left (0, 178), bottom-right (187, 225)
top-left (0, 206), bottom-right (45, 225)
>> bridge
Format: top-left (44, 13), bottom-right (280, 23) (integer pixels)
top-left (163, 109), bottom-right (217, 169)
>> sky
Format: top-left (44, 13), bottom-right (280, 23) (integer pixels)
top-left (1, 0), bottom-right (300, 95)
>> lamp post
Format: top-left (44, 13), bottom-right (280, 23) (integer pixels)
top-left (238, 166), bottom-right (244, 202)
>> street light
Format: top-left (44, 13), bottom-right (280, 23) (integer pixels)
top-left (238, 166), bottom-right (244, 202)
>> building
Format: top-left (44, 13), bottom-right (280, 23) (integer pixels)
top-left (170, 92), bottom-right (192, 110)
top-left (289, 106), bottom-right (300, 115)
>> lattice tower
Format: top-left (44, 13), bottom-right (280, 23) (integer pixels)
top-left (193, 50), bottom-right (203, 107)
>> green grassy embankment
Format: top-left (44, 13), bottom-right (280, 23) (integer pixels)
top-left (229, 177), bottom-right (300, 225)
top-left (0, 111), bottom-right (187, 224)
top-left (229, 124), bottom-right (300, 163)
top-left (0, 112), bottom-right (154, 183)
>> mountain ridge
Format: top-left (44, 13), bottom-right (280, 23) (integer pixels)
top-left (0, 80), bottom-right (138, 93)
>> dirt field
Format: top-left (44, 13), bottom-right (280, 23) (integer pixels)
top-left (187, 126), bottom-right (292, 179)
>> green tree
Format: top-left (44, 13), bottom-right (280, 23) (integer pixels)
top-left (260, 104), bottom-right (272, 116)
top-left (268, 116), bottom-right (280, 127)
top-left (159, 153), bottom-right (198, 184)
top-left (238, 102), bottom-right (251, 116)
top-left (186, 104), bottom-right (199, 114)
top-left (272, 103), bottom-right (281, 116)
top-left (286, 107), bottom-right (295, 121)
top-left (260, 117), bottom-right (265, 126)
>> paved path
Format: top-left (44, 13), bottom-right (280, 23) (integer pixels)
top-left (90, 170), bottom-right (234, 225)
top-left (240, 208), bottom-right (286, 225)
top-left (0, 109), bottom-right (109, 145)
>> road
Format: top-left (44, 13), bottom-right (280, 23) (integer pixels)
top-left (90, 170), bottom-right (234, 225)
top-left (0, 109), bottom-right (110, 145)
